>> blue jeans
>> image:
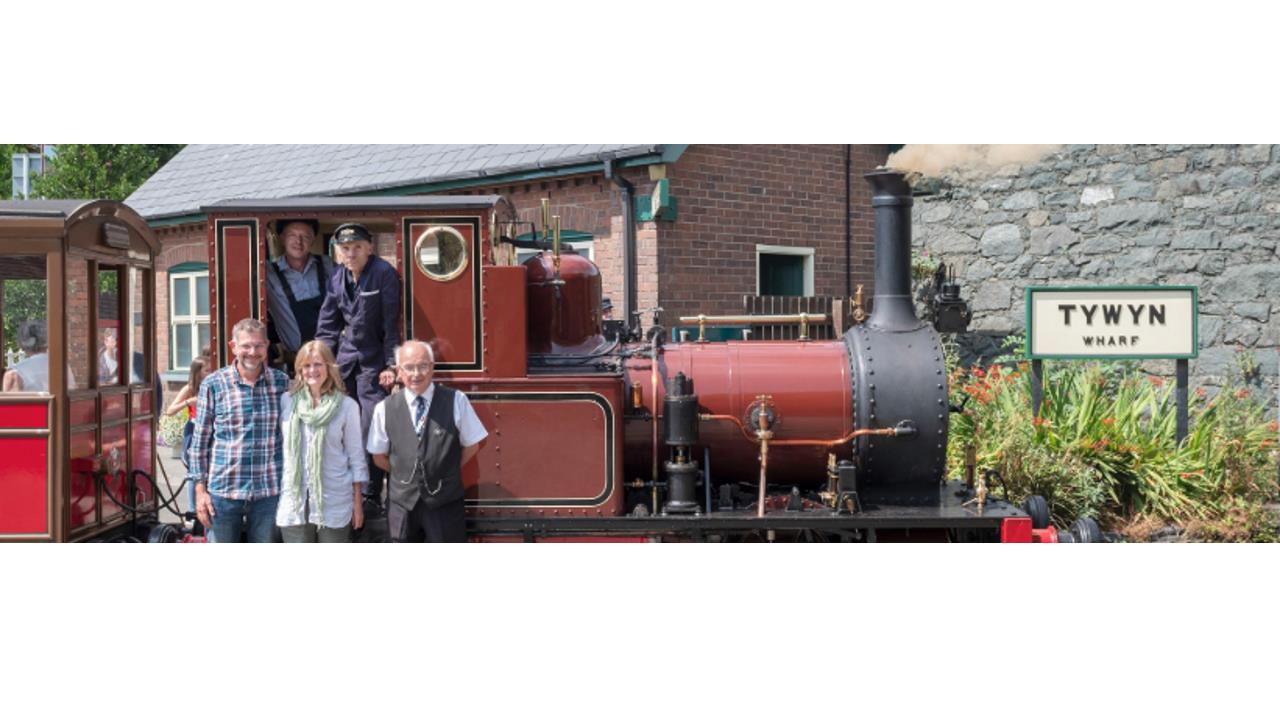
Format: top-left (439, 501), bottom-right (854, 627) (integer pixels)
top-left (209, 494), bottom-right (281, 543)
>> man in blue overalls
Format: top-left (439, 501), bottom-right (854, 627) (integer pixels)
top-left (315, 222), bottom-right (401, 516)
top-left (265, 219), bottom-right (335, 374)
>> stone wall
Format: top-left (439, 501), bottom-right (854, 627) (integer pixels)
top-left (911, 144), bottom-right (1279, 403)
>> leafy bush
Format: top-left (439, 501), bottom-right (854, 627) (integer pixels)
top-left (948, 352), bottom-right (1279, 541)
top-left (158, 410), bottom-right (187, 450)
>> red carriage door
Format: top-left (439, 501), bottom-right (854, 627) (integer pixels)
top-left (403, 217), bottom-right (483, 372)
top-left (210, 219), bottom-right (261, 366)
top-left (0, 255), bottom-right (54, 540)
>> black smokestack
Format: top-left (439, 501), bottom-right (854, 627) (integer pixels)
top-left (864, 170), bottom-right (920, 331)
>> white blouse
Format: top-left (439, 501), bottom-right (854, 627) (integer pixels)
top-left (275, 393), bottom-right (369, 529)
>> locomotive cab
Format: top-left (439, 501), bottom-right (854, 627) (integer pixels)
top-left (0, 200), bottom-right (159, 542)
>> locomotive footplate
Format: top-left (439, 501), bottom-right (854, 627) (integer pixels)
top-left (468, 481), bottom-right (1026, 540)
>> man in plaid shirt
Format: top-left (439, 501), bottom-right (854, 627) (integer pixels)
top-left (189, 318), bottom-right (290, 542)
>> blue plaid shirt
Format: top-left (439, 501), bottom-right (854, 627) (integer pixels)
top-left (187, 363), bottom-right (290, 500)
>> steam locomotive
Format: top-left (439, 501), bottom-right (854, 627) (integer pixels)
top-left (0, 170), bottom-right (1098, 542)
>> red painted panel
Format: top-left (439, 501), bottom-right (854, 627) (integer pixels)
top-left (220, 225), bottom-right (255, 340)
top-left (69, 430), bottom-right (97, 530)
top-left (0, 403), bottom-right (48, 429)
top-left (446, 376), bottom-right (625, 518)
top-left (69, 398), bottom-right (96, 427)
top-left (0, 437), bottom-right (48, 535)
top-left (409, 222), bottom-right (477, 366)
top-left (468, 396), bottom-right (608, 506)
top-left (1001, 517), bottom-right (1033, 543)
top-left (131, 390), bottom-right (153, 417)
top-left (481, 266), bottom-right (526, 379)
top-left (101, 393), bottom-right (127, 423)
top-left (132, 420), bottom-right (154, 507)
top-left (100, 424), bottom-right (129, 522)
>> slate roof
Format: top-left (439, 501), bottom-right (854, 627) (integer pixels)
top-left (127, 144), bottom-right (666, 221)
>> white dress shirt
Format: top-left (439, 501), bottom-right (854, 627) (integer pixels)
top-left (366, 383), bottom-right (488, 455)
top-left (276, 392), bottom-right (369, 528)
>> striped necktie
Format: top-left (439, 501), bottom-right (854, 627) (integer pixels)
top-left (413, 395), bottom-right (427, 436)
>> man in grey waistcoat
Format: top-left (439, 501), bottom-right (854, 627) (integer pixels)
top-left (366, 340), bottom-right (487, 542)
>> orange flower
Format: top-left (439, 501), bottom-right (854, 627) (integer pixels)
top-left (1196, 387), bottom-right (1207, 399)
top-left (1149, 376), bottom-right (1165, 388)
top-left (1268, 421), bottom-right (1279, 433)
top-left (1235, 388), bottom-right (1250, 399)
top-left (972, 367), bottom-right (986, 378)
top-left (1102, 418), bottom-right (1115, 425)
top-left (1033, 416), bottom-right (1047, 427)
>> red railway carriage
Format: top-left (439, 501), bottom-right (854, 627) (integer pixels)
top-left (0, 200), bottom-right (158, 542)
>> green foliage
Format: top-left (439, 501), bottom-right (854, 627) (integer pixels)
top-left (910, 247), bottom-right (941, 281)
top-left (2, 279), bottom-right (47, 356)
top-left (949, 358), bottom-right (1279, 541)
top-left (31, 145), bottom-right (183, 201)
top-left (158, 410), bottom-right (187, 449)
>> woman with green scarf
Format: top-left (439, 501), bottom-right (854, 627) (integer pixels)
top-left (276, 340), bottom-right (368, 542)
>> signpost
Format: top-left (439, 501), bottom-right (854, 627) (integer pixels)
top-left (1026, 286), bottom-right (1198, 442)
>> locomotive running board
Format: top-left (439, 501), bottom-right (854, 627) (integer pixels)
top-left (467, 482), bottom-right (1027, 540)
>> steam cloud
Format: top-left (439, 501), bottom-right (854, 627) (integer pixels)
top-left (886, 144), bottom-right (1063, 177)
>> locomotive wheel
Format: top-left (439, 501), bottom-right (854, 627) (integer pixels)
top-left (1022, 495), bottom-right (1051, 529)
top-left (1055, 527), bottom-right (1077, 543)
top-left (1071, 516), bottom-right (1104, 543)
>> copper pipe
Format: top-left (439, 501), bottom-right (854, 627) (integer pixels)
top-left (677, 313), bottom-right (830, 325)
top-left (650, 332), bottom-right (660, 515)
top-left (752, 396), bottom-right (774, 518)
top-left (757, 432), bottom-right (770, 518)
top-left (700, 413), bottom-right (899, 447)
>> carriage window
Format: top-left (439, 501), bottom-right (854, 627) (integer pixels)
top-left (414, 227), bottom-right (469, 281)
top-left (1, 256), bottom-right (49, 393)
top-left (129, 267), bottom-right (149, 384)
top-left (66, 259), bottom-right (90, 390)
top-left (98, 266), bottom-right (124, 386)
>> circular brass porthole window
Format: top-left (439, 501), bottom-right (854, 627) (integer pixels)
top-left (414, 226), bottom-right (468, 281)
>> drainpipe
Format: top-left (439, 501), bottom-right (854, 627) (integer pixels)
top-left (604, 159), bottom-right (637, 331)
top-left (845, 144), bottom-right (852, 297)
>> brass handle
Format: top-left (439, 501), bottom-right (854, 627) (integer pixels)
top-left (676, 313), bottom-right (829, 343)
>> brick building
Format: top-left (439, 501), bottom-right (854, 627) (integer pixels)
top-left (126, 144), bottom-right (891, 383)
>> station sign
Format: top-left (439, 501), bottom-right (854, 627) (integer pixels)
top-left (1026, 286), bottom-right (1198, 360)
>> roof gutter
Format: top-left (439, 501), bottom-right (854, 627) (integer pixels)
top-left (348, 150), bottom-right (669, 198)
